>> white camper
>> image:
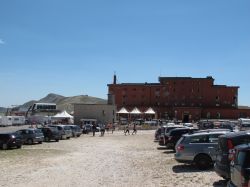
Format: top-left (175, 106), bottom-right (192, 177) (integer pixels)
top-left (11, 116), bottom-right (26, 126)
top-left (0, 116), bottom-right (13, 127)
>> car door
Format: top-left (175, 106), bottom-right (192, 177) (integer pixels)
top-left (231, 151), bottom-right (246, 187)
top-left (208, 134), bottom-right (223, 161)
top-left (184, 135), bottom-right (209, 160)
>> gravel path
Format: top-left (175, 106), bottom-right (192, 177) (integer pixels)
top-left (0, 129), bottom-right (225, 187)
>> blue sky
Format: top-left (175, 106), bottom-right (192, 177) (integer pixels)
top-left (0, 0), bottom-right (249, 107)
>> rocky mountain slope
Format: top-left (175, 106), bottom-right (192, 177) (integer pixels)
top-left (19, 93), bottom-right (107, 112)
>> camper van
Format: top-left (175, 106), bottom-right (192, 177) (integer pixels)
top-left (11, 116), bottom-right (26, 126)
top-left (238, 118), bottom-right (250, 131)
top-left (0, 116), bottom-right (26, 127)
top-left (0, 116), bottom-right (13, 127)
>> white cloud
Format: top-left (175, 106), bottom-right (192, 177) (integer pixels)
top-left (0, 39), bottom-right (5, 44)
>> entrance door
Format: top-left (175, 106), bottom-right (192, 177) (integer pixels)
top-left (183, 113), bottom-right (189, 123)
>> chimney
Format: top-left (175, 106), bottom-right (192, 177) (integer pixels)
top-left (113, 73), bottom-right (117, 84)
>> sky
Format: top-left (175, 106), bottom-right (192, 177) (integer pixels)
top-left (0, 0), bottom-right (250, 107)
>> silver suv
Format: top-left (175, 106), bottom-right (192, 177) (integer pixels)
top-left (174, 131), bottom-right (229, 169)
top-left (49, 125), bottom-right (72, 140)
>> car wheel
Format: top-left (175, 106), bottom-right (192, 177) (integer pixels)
top-left (194, 154), bottom-right (212, 170)
top-left (55, 139), bottom-right (59, 142)
top-left (27, 139), bottom-right (33, 145)
top-left (2, 143), bottom-right (8, 150)
top-left (38, 141), bottom-right (42, 144)
top-left (45, 137), bottom-right (50, 142)
top-left (17, 145), bottom-right (22, 149)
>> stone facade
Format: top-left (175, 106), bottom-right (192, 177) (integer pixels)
top-left (74, 104), bottom-right (116, 125)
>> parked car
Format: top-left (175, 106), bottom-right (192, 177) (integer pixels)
top-left (49, 125), bottom-right (72, 140)
top-left (16, 128), bottom-right (44, 145)
top-left (82, 124), bottom-right (92, 134)
top-left (39, 127), bottom-right (61, 142)
top-left (183, 123), bottom-right (194, 127)
top-left (238, 118), bottom-right (250, 131)
top-left (0, 132), bottom-right (22, 150)
top-left (159, 125), bottom-right (183, 146)
top-left (165, 128), bottom-right (198, 150)
top-left (216, 122), bottom-right (234, 131)
top-left (155, 127), bottom-right (163, 141)
top-left (175, 131), bottom-right (229, 169)
top-left (227, 144), bottom-right (250, 187)
top-left (214, 131), bottom-right (250, 180)
top-left (198, 120), bottom-right (214, 130)
top-left (82, 124), bottom-right (100, 134)
top-left (68, 125), bottom-right (82, 137)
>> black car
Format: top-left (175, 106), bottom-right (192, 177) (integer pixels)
top-left (228, 144), bottom-right (250, 187)
top-left (214, 131), bottom-right (250, 180)
top-left (165, 128), bottom-right (198, 150)
top-left (16, 128), bottom-right (44, 145)
top-left (159, 125), bottom-right (183, 146)
top-left (154, 128), bottom-right (162, 141)
top-left (0, 132), bottom-right (22, 150)
top-left (39, 127), bottom-right (61, 142)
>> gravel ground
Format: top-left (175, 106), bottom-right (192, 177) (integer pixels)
top-left (0, 128), bottom-right (226, 187)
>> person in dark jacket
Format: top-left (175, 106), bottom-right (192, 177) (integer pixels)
top-left (132, 123), bottom-right (137, 135)
top-left (124, 124), bottom-right (130, 135)
top-left (92, 123), bottom-right (97, 136)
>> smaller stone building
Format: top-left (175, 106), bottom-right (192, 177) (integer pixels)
top-left (74, 104), bottom-right (116, 125)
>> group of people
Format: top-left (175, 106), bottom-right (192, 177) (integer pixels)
top-left (90, 122), bottom-right (137, 136)
top-left (124, 123), bottom-right (137, 136)
top-left (92, 123), bottom-right (116, 137)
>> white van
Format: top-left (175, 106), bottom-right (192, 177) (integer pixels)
top-left (0, 116), bottom-right (13, 127)
top-left (238, 118), bottom-right (250, 131)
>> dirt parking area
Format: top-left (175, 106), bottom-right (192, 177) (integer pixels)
top-left (0, 129), bottom-right (226, 187)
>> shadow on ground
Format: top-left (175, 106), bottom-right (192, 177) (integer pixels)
top-left (172, 164), bottom-right (213, 173)
top-left (157, 147), bottom-right (167, 150)
top-left (163, 150), bottom-right (175, 154)
top-left (213, 180), bottom-right (227, 187)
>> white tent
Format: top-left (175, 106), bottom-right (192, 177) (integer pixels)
top-left (144, 107), bottom-right (156, 115)
top-left (117, 107), bottom-right (129, 114)
top-left (130, 107), bottom-right (142, 114)
top-left (53, 110), bottom-right (73, 119)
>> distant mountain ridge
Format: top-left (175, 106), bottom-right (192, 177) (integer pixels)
top-left (19, 93), bottom-right (107, 112)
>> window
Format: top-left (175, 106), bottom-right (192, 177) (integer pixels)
top-left (190, 135), bottom-right (208, 143)
top-left (236, 152), bottom-right (246, 166)
top-left (208, 134), bottom-right (222, 143)
top-left (155, 91), bottom-right (160, 96)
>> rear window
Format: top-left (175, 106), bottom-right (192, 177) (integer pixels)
top-left (219, 135), bottom-right (250, 152)
top-left (171, 129), bottom-right (189, 136)
top-left (166, 127), bottom-right (176, 133)
top-left (233, 136), bottom-right (250, 147)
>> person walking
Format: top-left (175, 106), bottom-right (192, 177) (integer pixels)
top-left (100, 124), bottom-right (105, 136)
top-left (132, 123), bottom-right (137, 135)
top-left (124, 124), bottom-right (130, 135)
top-left (92, 123), bottom-right (97, 136)
top-left (111, 123), bottom-right (115, 134)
